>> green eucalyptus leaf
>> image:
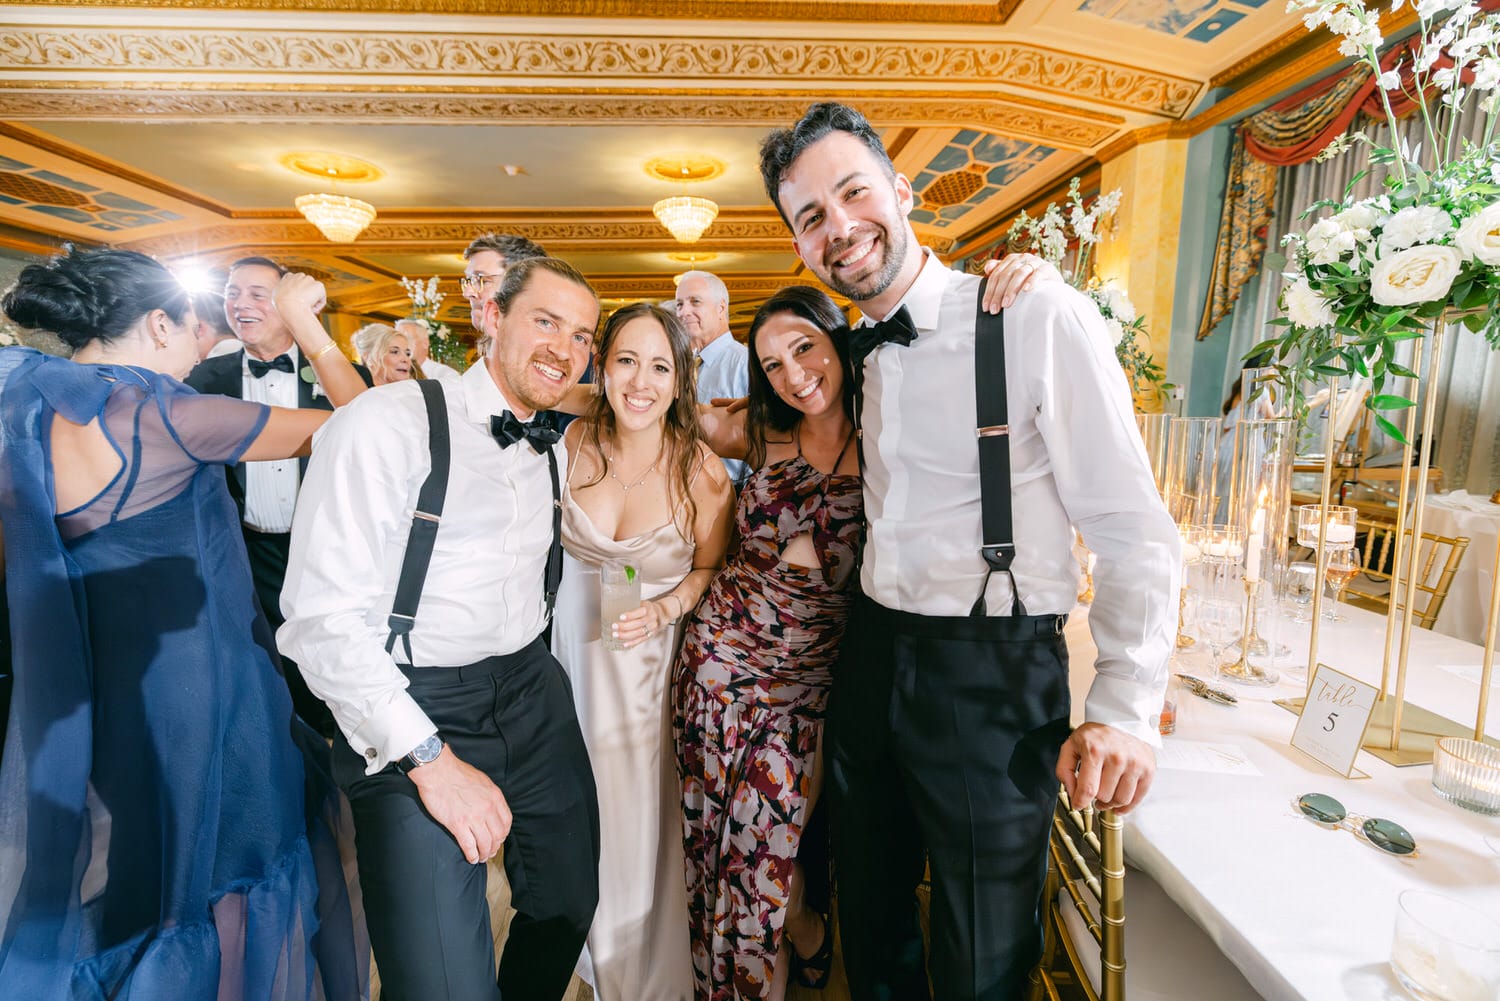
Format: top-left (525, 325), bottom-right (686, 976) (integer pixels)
top-left (1368, 394), bottom-right (1416, 410)
top-left (1374, 414), bottom-right (1409, 445)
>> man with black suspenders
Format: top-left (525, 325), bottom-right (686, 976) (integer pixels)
top-left (760, 104), bottom-right (1180, 1000)
top-left (278, 257), bottom-right (602, 1001)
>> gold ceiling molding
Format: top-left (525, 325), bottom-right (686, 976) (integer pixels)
top-left (0, 27), bottom-right (1201, 118)
top-left (0, 0), bottom-right (1021, 24)
top-left (0, 89), bottom-right (1122, 152)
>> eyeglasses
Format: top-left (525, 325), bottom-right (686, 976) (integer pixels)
top-left (1174, 673), bottom-right (1237, 706)
top-left (459, 273), bottom-right (501, 293)
top-left (1294, 792), bottom-right (1419, 857)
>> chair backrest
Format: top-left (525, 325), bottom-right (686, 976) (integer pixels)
top-left (1347, 517), bottom-right (1470, 629)
top-left (1031, 788), bottom-right (1125, 1001)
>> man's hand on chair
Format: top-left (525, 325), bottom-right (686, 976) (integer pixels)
top-left (1056, 722), bottom-right (1156, 815)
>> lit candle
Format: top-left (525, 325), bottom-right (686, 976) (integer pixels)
top-left (1245, 491), bottom-right (1267, 582)
top-left (1325, 522), bottom-right (1356, 546)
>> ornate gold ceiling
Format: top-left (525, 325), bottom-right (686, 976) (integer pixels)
top-left (0, 0), bottom-right (1333, 326)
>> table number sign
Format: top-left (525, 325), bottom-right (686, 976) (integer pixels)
top-left (1291, 664), bottom-right (1379, 778)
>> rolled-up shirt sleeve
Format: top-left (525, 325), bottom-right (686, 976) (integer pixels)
top-left (277, 390), bottom-right (437, 773)
top-left (1033, 291), bottom-right (1181, 745)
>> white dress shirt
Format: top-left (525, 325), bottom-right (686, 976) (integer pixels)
top-left (240, 344), bottom-right (301, 533)
top-left (694, 331), bottom-right (750, 483)
top-left (859, 250), bottom-right (1180, 742)
top-left (420, 358), bottom-right (463, 386)
top-left (206, 338), bottom-right (244, 359)
top-left (278, 364), bottom-right (559, 773)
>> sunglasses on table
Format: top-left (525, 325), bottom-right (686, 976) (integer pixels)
top-left (1294, 792), bottom-right (1419, 857)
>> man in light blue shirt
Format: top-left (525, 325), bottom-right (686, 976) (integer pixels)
top-left (675, 270), bottom-right (749, 483)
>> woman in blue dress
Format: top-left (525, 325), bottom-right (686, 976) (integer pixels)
top-left (0, 247), bottom-right (367, 1000)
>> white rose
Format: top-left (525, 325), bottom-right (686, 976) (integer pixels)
top-left (1334, 201), bottom-right (1385, 241)
top-left (1378, 205), bottom-right (1454, 256)
top-left (1283, 279), bottom-right (1336, 329)
top-left (1454, 202), bottom-right (1500, 265)
top-left (1370, 245), bottom-right (1464, 306)
top-left (1103, 317), bottom-right (1125, 345)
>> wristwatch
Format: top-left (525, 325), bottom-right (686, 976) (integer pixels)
top-left (396, 733), bottom-right (444, 774)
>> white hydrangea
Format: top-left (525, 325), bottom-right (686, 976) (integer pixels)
top-left (1377, 205), bottom-right (1454, 256)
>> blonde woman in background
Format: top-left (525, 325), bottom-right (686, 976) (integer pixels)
top-left (352, 322), bottom-right (415, 386)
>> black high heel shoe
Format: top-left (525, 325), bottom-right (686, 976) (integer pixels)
top-left (791, 913), bottom-right (834, 990)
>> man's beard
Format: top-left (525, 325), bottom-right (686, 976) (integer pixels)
top-left (822, 222), bottom-right (908, 305)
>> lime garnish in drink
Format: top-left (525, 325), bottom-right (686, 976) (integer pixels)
top-left (624, 564), bottom-right (636, 583)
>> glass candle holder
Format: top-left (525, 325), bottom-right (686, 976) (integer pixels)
top-left (1296, 503), bottom-right (1357, 552)
top-left (1135, 413), bottom-right (1172, 500)
top-left (1165, 416), bottom-right (1222, 535)
top-left (1431, 737), bottom-right (1500, 815)
top-left (1390, 890), bottom-right (1500, 1001)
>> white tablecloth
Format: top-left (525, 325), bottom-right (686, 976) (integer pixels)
top-left (1065, 603), bottom-right (1500, 1001)
top-left (1417, 490), bottom-right (1500, 647)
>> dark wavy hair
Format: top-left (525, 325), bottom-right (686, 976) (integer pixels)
top-left (581, 302), bottom-right (704, 536)
top-left (744, 286), bottom-right (852, 470)
top-left (759, 102), bottom-right (897, 229)
top-left (3, 245), bottom-right (191, 352)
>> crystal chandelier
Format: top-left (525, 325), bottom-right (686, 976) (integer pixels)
top-left (295, 192), bottom-right (377, 243)
top-left (652, 195), bottom-right (718, 244)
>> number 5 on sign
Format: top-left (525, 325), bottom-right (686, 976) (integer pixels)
top-left (1291, 664), bottom-right (1378, 778)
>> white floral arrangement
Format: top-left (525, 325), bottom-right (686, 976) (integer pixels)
top-left (399, 274), bottom-right (468, 372)
top-left (1006, 179), bottom-right (1162, 395)
top-left (1256, 0), bottom-right (1500, 438)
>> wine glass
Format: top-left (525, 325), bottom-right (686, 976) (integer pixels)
top-left (1194, 596), bottom-right (1241, 684)
top-left (1286, 561), bottom-right (1316, 623)
top-left (1323, 547), bottom-right (1359, 622)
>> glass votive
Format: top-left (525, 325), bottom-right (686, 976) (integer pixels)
top-left (1390, 890), bottom-right (1500, 1001)
top-left (1431, 737), bottom-right (1500, 815)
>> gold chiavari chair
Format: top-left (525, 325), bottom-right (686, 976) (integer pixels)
top-left (1031, 788), bottom-right (1125, 1001)
top-left (1342, 517), bottom-right (1470, 630)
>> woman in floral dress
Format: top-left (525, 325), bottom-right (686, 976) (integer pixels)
top-left (675, 285), bottom-right (860, 1001)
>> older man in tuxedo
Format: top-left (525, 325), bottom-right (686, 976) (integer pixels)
top-left (186, 255), bottom-right (371, 735)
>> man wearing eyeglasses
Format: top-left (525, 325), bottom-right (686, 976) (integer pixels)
top-left (462, 233), bottom-right (547, 355)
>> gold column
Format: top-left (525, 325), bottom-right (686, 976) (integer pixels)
top-left (1096, 132), bottom-right (1190, 412)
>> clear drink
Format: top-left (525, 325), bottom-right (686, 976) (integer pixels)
top-left (599, 561), bottom-right (640, 653)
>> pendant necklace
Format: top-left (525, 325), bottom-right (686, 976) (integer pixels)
top-left (604, 438), bottom-right (665, 494)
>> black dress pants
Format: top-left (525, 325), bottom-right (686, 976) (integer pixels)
top-left (243, 525), bottom-right (336, 737)
top-left (828, 594), bottom-right (1071, 1001)
top-left (332, 639), bottom-right (601, 1001)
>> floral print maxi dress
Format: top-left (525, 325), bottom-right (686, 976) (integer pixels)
top-left (674, 443), bottom-right (863, 1000)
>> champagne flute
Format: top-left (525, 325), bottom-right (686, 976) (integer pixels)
top-left (1323, 547), bottom-right (1359, 622)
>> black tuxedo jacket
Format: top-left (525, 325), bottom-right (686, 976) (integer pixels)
top-left (185, 350), bottom-right (372, 522)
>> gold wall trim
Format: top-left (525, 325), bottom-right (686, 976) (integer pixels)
top-left (0, 88), bottom-right (1123, 152)
top-left (0, 27), bottom-right (1201, 118)
top-left (0, 0), bottom-right (1021, 25)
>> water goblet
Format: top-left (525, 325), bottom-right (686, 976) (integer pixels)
top-left (1194, 596), bottom-right (1241, 685)
top-left (1286, 561), bottom-right (1316, 623)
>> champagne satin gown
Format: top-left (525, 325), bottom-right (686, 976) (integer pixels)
top-left (550, 483), bottom-right (695, 1001)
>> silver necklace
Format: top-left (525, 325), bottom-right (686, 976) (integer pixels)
top-left (604, 438), bottom-right (664, 494)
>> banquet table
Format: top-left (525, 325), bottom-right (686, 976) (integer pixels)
top-left (1417, 490), bottom-right (1500, 647)
top-left (1064, 602), bottom-right (1500, 1001)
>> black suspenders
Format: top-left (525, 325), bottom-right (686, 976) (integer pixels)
top-left (384, 380), bottom-right (563, 662)
top-left (972, 292), bottom-right (1026, 620)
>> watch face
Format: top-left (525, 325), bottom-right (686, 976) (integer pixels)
top-left (414, 735), bottom-right (442, 763)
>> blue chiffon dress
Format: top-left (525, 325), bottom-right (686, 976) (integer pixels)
top-left (0, 348), bottom-right (366, 1000)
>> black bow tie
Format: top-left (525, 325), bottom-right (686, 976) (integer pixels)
top-left (247, 354), bottom-right (295, 379)
top-left (490, 410), bottom-right (561, 453)
top-left (849, 305), bottom-right (918, 374)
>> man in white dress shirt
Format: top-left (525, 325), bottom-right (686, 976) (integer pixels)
top-left (675, 270), bottom-right (750, 482)
top-left (186, 256), bottom-right (371, 738)
top-left (279, 257), bottom-right (601, 1001)
top-left (761, 103), bottom-right (1179, 1000)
